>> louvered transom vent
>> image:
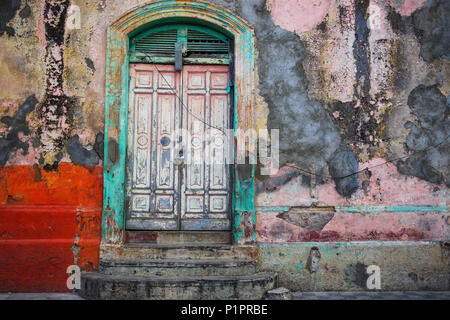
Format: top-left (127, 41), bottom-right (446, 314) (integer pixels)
top-left (135, 29), bottom-right (178, 58)
top-left (130, 25), bottom-right (230, 64)
top-left (187, 29), bottom-right (229, 56)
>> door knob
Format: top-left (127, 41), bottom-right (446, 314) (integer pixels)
top-left (174, 149), bottom-right (185, 167)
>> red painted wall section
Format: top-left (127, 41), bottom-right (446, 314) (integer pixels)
top-left (0, 163), bottom-right (102, 292)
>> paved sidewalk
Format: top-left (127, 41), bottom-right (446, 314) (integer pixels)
top-left (1, 291), bottom-right (449, 300)
top-left (293, 291), bottom-right (450, 300)
top-left (0, 293), bottom-right (84, 300)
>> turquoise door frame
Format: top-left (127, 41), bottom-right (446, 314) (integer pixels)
top-left (102, 1), bottom-right (257, 245)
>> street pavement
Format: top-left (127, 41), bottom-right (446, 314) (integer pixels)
top-left (0, 291), bottom-right (449, 300)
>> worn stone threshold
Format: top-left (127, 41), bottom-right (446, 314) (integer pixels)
top-left (125, 230), bottom-right (232, 245)
top-left (122, 243), bottom-right (235, 249)
top-left (81, 271), bottom-right (276, 283)
top-left (101, 258), bottom-right (255, 266)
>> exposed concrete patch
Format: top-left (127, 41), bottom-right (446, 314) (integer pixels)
top-left (343, 262), bottom-right (369, 288)
top-left (411, 0), bottom-right (450, 63)
top-left (258, 208), bottom-right (448, 242)
top-left (85, 58), bottom-right (96, 72)
top-left (239, 0), bottom-right (341, 173)
top-left (65, 134), bottom-right (100, 166)
top-left (0, 95), bottom-right (38, 165)
top-left (353, 0), bottom-right (370, 98)
top-left (258, 242), bottom-right (450, 291)
top-left (396, 84), bottom-right (449, 186)
top-left (305, 247), bottom-right (321, 273)
top-left (407, 84), bottom-right (447, 129)
top-left (390, 0), bottom-right (427, 16)
top-left (0, 0), bottom-right (21, 37)
top-left (19, 3), bottom-right (32, 19)
top-left (38, 0), bottom-right (73, 167)
top-left (107, 138), bottom-right (119, 170)
top-left (93, 132), bottom-right (104, 160)
top-left (276, 206), bottom-right (335, 231)
top-left (300, 0), bottom-right (356, 103)
top-left (328, 142), bottom-right (359, 196)
top-left (256, 165), bottom-right (305, 194)
top-left (38, 95), bottom-right (76, 168)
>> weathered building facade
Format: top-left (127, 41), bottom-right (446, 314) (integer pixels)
top-left (0, 0), bottom-right (448, 297)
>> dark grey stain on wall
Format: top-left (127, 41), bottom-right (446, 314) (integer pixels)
top-left (344, 262), bottom-right (369, 288)
top-left (107, 138), bottom-right (119, 171)
top-left (66, 131), bottom-right (103, 168)
top-left (0, 0), bottom-right (21, 37)
top-left (412, 0), bottom-right (450, 63)
top-left (37, 0), bottom-right (74, 169)
top-left (234, 0), bottom-right (362, 196)
top-left (256, 166), bottom-right (305, 194)
top-left (236, 0), bottom-right (342, 175)
top-left (66, 134), bottom-right (102, 166)
top-left (397, 84), bottom-right (449, 186)
top-left (93, 132), bottom-right (104, 160)
top-left (85, 58), bottom-right (96, 72)
top-left (0, 95), bottom-right (38, 165)
top-left (19, 3), bottom-right (31, 19)
top-left (353, 0), bottom-right (370, 98)
top-left (328, 142), bottom-right (360, 197)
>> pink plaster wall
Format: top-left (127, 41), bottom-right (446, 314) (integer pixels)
top-left (267, 0), bottom-right (335, 33)
top-left (256, 158), bottom-right (445, 208)
top-left (257, 211), bottom-right (449, 242)
top-left (392, 0), bottom-right (427, 16)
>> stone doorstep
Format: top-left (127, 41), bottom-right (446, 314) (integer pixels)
top-left (99, 258), bottom-right (258, 276)
top-left (265, 287), bottom-right (293, 300)
top-left (100, 243), bottom-right (260, 261)
top-left (78, 272), bottom-right (278, 300)
top-left (125, 231), bottom-right (232, 245)
top-left (79, 244), bottom-right (274, 299)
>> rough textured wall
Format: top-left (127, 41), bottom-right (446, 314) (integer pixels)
top-left (0, 0), bottom-right (448, 291)
top-left (0, 0), bottom-right (104, 292)
top-left (246, 0), bottom-right (449, 246)
top-left (1, 0), bottom-right (447, 198)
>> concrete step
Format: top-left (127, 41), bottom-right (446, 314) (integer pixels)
top-left (125, 231), bottom-right (232, 245)
top-left (101, 243), bottom-right (259, 261)
top-left (78, 272), bottom-right (277, 300)
top-left (100, 258), bottom-right (258, 276)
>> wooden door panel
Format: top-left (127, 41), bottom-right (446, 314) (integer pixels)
top-left (126, 64), bottom-right (231, 231)
top-left (181, 65), bottom-right (232, 231)
top-left (126, 64), bottom-right (180, 230)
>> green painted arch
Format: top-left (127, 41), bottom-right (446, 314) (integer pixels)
top-left (102, 0), bottom-right (256, 245)
top-left (129, 20), bottom-right (233, 42)
top-left (129, 23), bottom-right (232, 64)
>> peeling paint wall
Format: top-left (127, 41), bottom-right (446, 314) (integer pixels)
top-left (250, 0), bottom-right (449, 247)
top-left (0, 0), bottom-right (448, 292)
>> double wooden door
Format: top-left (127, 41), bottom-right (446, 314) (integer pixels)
top-left (126, 64), bottom-right (232, 231)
